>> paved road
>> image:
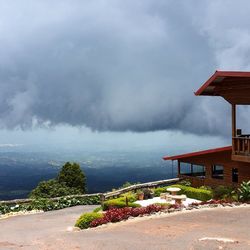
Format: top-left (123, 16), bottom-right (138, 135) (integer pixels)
top-left (0, 205), bottom-right (249, 250)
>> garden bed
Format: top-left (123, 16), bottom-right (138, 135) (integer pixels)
top-left (75, 201), bottom-right (250, 230)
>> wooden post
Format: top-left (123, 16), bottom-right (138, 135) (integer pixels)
top-left (232, 104), bottom-right (236, 153)
top-left (177, 161), bottom-right (180, 176)
top-left (125, 196), bottom-right (128, 206)
top-left (232, 104), bottom-right (236, 137)
top-left (100, 194), bottom-right (105, 208)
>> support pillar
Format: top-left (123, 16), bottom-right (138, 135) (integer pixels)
top-left (232, 104), bottom-right (236, 153)
top-left (177, 161), bottom-right (180, 176)
top-left (232, 104), bottom-right (236, 137)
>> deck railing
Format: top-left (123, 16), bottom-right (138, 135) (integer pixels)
top-left (233, 135), bottom-right (250, 156)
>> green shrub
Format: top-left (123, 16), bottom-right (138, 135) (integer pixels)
top-left (169, 184), bottom-right (213, 201)
top-left (153, 184), bottom-right (212, 201)
top-left (30, 198), bottom-right (55, 211)
top-left (29, 179), bottom-right (82, 199)
top-left (199, 185), bottom-right (212, 191)
top-left (153, 187), bottom-right (168, 197)
top-left (213, 185), bottom-right (234, 200)
top-left (103, 198), bottom-right (141, 211)
top-left (75, 212), bottom-right (103, 229)
top-left (178, 180), bottom-right (191, 186)
top-left (119, 192), bottom-right (137, 202)
top-left (29, 162), bottom-right (86, 199)
top-left (238, 181), bottom-right (250, 202)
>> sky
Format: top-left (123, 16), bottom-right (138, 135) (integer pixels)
top-left (1, 0), bottom-right (250, 154)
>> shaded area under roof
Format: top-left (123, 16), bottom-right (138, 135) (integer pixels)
top-left (163, 146), bottom-right (232, 161)
top-left (195, 71), bottom-right (250, 104)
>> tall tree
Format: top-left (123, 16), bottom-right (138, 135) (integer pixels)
top-left (57, 162), bottom-right (86, 193)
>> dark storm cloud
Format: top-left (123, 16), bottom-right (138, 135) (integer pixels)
top-left (0, 0), bottom-right (250, 136)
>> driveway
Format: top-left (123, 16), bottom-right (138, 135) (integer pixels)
top-left (0, 205), bottom-right (249, 250)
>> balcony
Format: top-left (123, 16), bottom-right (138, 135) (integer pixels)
top-left (232, 135), bottom-right (250, 162)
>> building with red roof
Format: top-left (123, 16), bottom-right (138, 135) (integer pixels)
top-left (163, 71), bottom-right (250, 187)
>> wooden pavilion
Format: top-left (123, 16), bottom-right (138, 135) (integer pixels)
top-left (163, 71), bottom-right (250, 187)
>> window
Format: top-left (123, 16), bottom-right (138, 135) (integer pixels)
top-left (180, 162), bottom-right (191, 175)
top-left (180, 162), bottom-right (205, 177)
top-left (232, 168), bottom-right (238, 183)
top-left (212, 165), bottom-right (224, 179)
top-left (192, 164), bottom-right (206, 176)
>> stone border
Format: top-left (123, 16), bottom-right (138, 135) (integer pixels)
top-left (0, 210), bottom-right (44, 220)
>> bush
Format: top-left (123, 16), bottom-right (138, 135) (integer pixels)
top-left (75, 212), bottom-right (103, 229)
top-left (142, 188), bottom-right (154, 199)
top-left (153, 187), bottom-right (167, 197)
top-left (170, 184), bottom-right (213, 201)
top-left (238, 181), bottom-right (250, 202)
top-left (29, 179), bottom-right (82, 199)
top-left (213, 185), bottom-right (234, 200)
top-left (119, 192), bottom-right (137, 202)
top-left (30, 162), bottom-right (86, 199)
top-left (199, 186), bottom-right (212, 191)
top-left (103, 198), bottom-right (140, 211)
top-left (30, 198), bottom-right (55, 211)
top-left (153, 184), bottom-right (212, 201)
top-left (178, 180), bottom-right (191, 186)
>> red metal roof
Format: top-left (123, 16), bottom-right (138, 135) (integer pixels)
top-left (163, 146), bottom-right (232, 161)
top-left (195, 70), bottom-right (250, 96)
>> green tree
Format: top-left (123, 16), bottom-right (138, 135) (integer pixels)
top-left (57, 162), bottom-right (86, 193)
top-left (29, 179), bottom-right (82, 198)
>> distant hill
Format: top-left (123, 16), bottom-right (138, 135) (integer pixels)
top-left (0, 150), bottom-right (177, 200)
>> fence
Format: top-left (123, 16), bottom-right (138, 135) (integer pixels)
top-left (0, 178), bottom-right (180, 206)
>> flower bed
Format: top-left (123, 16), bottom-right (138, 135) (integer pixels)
top-left (91, 204), bottom-right (165, 228)
top-left (76, 204), bottom-right (180, 229)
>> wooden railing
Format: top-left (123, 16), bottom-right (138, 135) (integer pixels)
top-left (0, 178), bottom-right (180, 206)
top-left (103, 178), bottom-right (180, 199)
top-left (233, 136), bottom-right (250, 156)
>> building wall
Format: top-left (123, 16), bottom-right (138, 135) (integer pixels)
top-left (178, 150), bottom-right (250, 187)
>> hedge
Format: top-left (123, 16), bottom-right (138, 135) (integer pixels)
top-left (103, 198), bottom-right (141, 211)
top-left (171, 184), bottom-right (213, 201)
top-left (153, 185), bottom-right (212, 201)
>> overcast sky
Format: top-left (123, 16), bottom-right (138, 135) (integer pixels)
top-left (1, 0), bottom-right (250, 153)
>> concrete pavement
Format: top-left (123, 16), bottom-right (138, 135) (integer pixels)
top-left (0, 205), bottom-right (249, 250)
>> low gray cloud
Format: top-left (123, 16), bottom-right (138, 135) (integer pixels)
top-left (0, 0), bottom-right (249, 136)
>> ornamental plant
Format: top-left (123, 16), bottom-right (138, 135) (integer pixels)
top-left (238, 181), bottom-right (250, 202)
top-left (75, 212), bottom-right (103, 229)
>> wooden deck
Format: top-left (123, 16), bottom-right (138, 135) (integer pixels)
top-left (232, 136), bottom-right (250, 162)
